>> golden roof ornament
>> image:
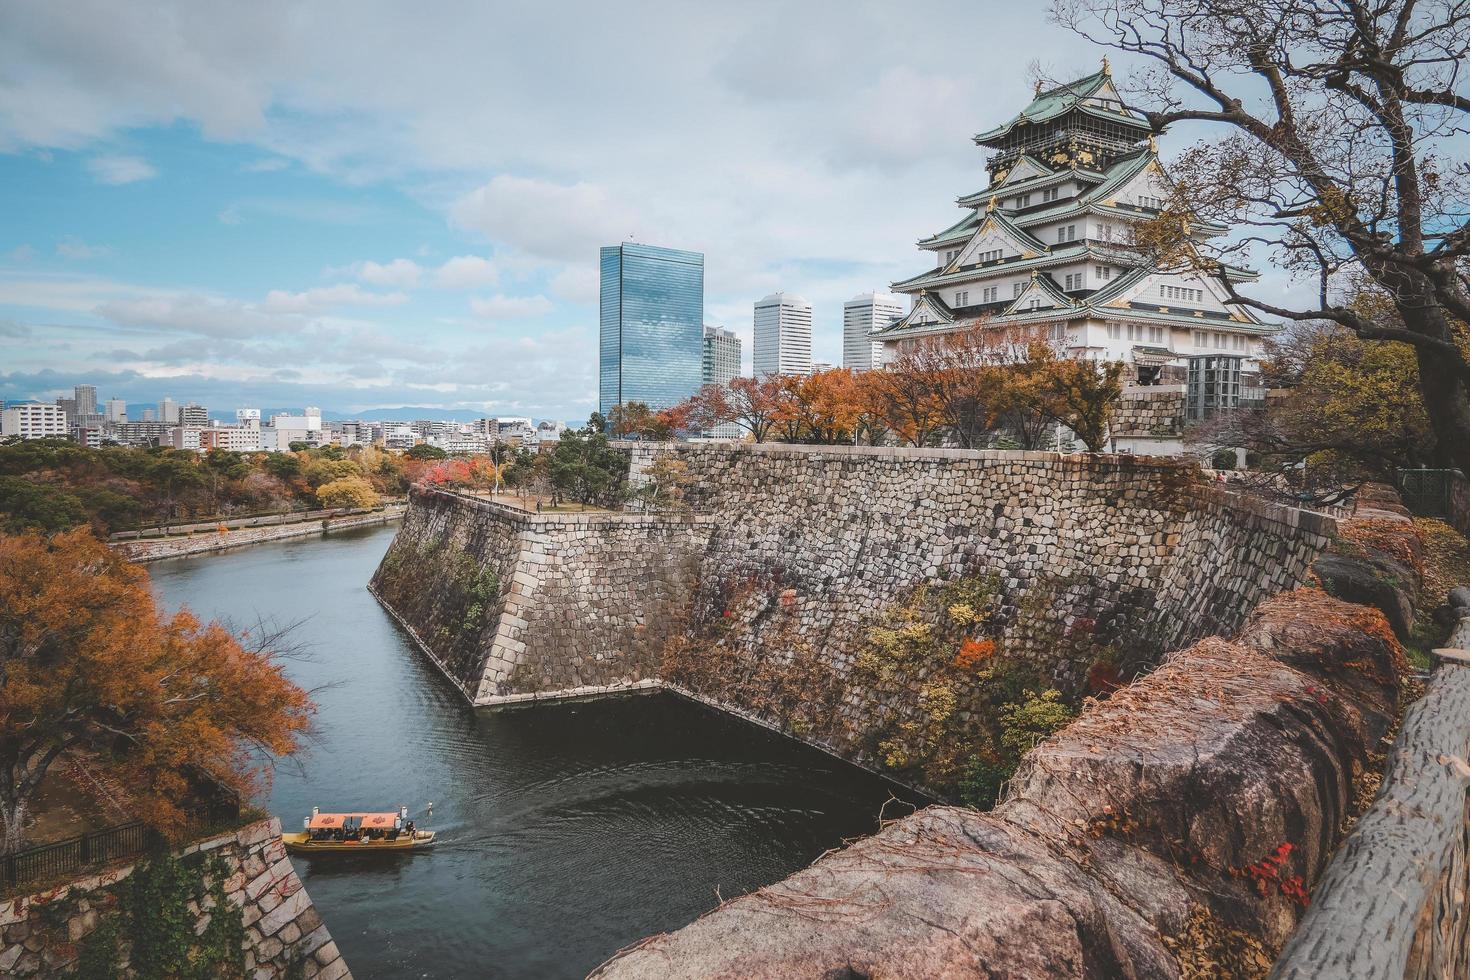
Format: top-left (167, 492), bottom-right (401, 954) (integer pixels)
top-left (987, 195), bottom-right (999, 212)
top-left (1101, 56), bottom-right (1111, 76)
top-left (1034, 78), bottom-right (1044, 95)
top-left (1147, 134), bottom-right (1158, 153)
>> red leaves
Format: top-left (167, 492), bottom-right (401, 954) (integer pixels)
top-left (1236, 841), bottom-right (1309, 907)
top-left (953, 637), bottom-right (996, 671)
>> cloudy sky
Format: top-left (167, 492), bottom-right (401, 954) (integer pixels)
top-left (0, 1), bottom-right (1296, 422)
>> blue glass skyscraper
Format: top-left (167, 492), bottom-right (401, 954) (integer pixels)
top-left (599, 243), bottom-right (704, 417)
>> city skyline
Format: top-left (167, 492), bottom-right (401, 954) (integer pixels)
top-left (0, 3), bottom-right (1215, 423)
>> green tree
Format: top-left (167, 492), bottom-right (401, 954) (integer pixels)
top-left (0, 479), bottom-right (88, 533)
top-left (548, 418), bottom-right (629, 505)
top-left (264, 452), bottom-right (302, 481)
top-left (406, 443), bottom-right (448, 461)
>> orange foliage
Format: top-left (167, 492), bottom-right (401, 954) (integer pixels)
top-left (953, 637), bottom-right (996, 670)
top-left (0, 529), bottom-right (314, 851)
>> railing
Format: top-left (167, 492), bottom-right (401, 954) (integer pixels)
top-left (2, 802), bottom-right (241, 895)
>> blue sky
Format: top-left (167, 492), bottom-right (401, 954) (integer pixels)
top-left (0, 1), bottom-right (1304, 422)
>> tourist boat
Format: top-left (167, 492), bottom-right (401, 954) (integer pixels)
top-left (282, 806), bottom-right (436, 854)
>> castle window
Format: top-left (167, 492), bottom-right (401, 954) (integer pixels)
top-left (1042, 187), bottom-right (1059, 202)
top-left (1058, 224), bottom-right (1078, 243)
top-left (1149, 326), bottom-right (1165, 344)
top-left (1050, 324), bottom-right (1067, 341)
top-left (1127, 324), bottom-right (1144, 341)
top-left (1095, 265), bottom-right (1113, 281)
top-left (1014, 282), bottom-right (1025, 297)
top-left (1064, 273), bottom-right (1080, 290)
top-left (1015, 193), bottom-right (1032, 207)
top-left (1107, 323), bottom-right (1121, 339)
top-left (982, 286), bottom-right (997, 303)
top-left (955, 290), bottom-right (969, 307)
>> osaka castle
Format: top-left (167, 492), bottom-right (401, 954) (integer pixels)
top-left (875, 61), bottom-right (1276, 389)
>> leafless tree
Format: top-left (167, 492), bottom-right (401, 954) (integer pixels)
top-left (1053, 0), bottom-right (1470, 469)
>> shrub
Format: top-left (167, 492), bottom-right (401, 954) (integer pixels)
top-left (999, 689), bottom-right (1076, 758)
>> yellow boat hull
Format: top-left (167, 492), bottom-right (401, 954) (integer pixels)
top-left (282, 830), bottom-right (436, 854)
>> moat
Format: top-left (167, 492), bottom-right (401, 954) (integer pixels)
top-left (150, 523), bottom-right (914, 979)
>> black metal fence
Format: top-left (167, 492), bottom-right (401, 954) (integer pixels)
top-left (2, 802), bottom-right (241, 895)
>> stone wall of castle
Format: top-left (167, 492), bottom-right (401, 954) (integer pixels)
top-left (0, 818), bottom-right (347, 979)
top-left (374, 445), bottom-right (1335, 785)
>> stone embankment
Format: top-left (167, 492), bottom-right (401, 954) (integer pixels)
top-left (593, 487), bottom-right (1423, 979)
top-left (0, 817), bottom-right (348, 979)
top-left (374, 444), bottom-right (1333, 786)
top-left (116, 506), bottom-right (403, 562)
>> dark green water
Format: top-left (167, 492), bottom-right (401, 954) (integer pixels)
top-left (149, 524), bottom-right (914, 979)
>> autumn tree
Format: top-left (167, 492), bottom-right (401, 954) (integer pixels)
top-left (1027, 344), bottom-right (1126, 452)
top-left (1195, 316), bottom-right (1434, 497)
top-left (316, 475), bottom-right (380, 509)
top-left (681, 377), bottom-right (782, 443)
top-left (0, 530), bottom-right (313, 852)
top-left (1054, 0), bottom-right (1470, 471)
top-left (863, 341), bottom-right (946, 446)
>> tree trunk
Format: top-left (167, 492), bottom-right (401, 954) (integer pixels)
top-left (1402, 302), bottom-right (1470, 473)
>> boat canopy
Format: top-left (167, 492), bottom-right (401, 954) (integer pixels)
top-left (308, 812), bottom-right (400, 830)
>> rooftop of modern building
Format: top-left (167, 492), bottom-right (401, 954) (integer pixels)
top-left (845, 291), bottom-right (904, 305)
top-left (756, 291), bottom-right (811, 307)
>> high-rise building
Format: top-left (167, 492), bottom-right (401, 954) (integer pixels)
top-left (702, 325), bottom-right (743, 439)
top-left (843, 292), bottom-right (905, 371)
top-left (104, 398), bottom-right (127, 423)
top-left (1, 402), bottom-right (68, 440)
top-left (236, 408), bottom-right (262, 430)
top-left (141, 408), bottom-right (156, 422)
top-left (875, 62), bottom-right (1275, 387)
top-left (73, 385), bottom-right (97, 417)
top-left (181, 403), bottom-right (210, 426)
top-left (753, 292), bottom-right (812, 377)
top-left (599, 242), bottom-right (705, 416)
top-left (702, 326), bottom-right (741, 388)
top-left (159, 397), bottom-right (179, 424)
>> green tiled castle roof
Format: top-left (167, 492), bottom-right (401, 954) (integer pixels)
top-left (974, 68), bottom-right (1153, 145)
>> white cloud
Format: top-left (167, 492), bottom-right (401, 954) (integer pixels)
top-left (98, 294), bottom-right (298, 338)
top-left (86, 154), bottom-right (158, 185)
top-left (354, 258), bottom-right (422, 288)
top-left (550, 265), bottom-right (598, 305)
top-left (433, 255), bottom-right (499, 289)
top-left (56, 237), bottom-right (114, 259)
top-left (450, 176), bottom-right (639, 263)
top-left (5, 244), bottom-right (35, 262)
top-left (262, 283), bottom-right (408, 313)
top-left (469, 294), bottom-right (553, 319)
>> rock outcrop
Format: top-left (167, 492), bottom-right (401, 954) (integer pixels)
top-left (593, 588), bottom-right (1404, 980)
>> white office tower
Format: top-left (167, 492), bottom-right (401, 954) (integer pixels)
top-left (843, 292), bottom-right (905, 371)
top-left (159, 397), bottom-right (179, 423)
top-left (753, 292), bottom-right (812, 377)
top-left (236, 408), bottom-right (262, 430)
top-left (104, 398), bottom-right (127, 423)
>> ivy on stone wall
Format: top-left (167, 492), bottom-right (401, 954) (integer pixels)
top-left (74, 852), bottom-right (247, 980)
top-left (371, 505), bottom-right (507, 687)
